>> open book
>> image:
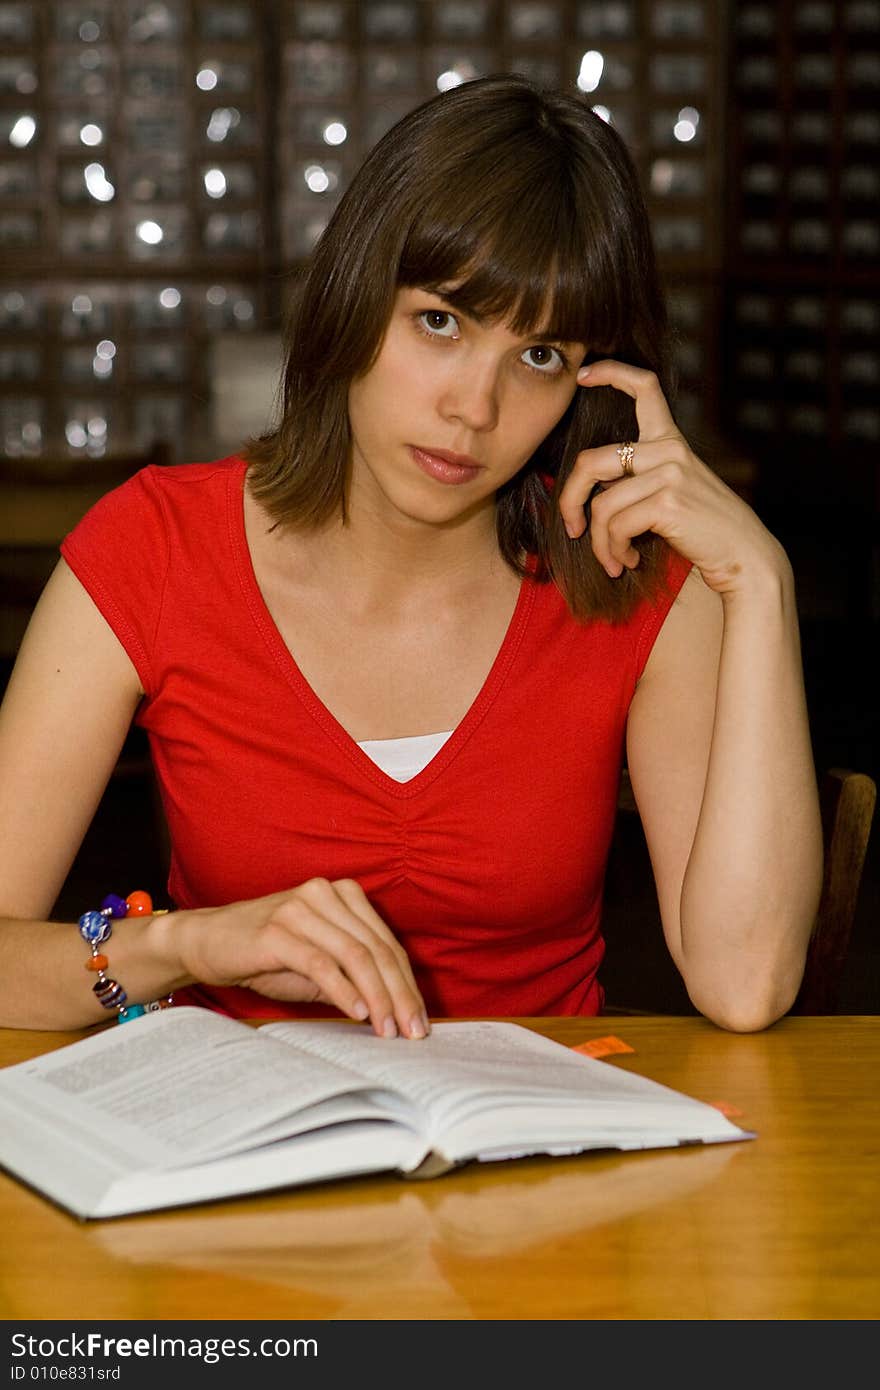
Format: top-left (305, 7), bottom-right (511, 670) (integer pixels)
top-left (0, 1006), bottom-right (753, 1220)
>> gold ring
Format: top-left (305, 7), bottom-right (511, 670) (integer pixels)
top-left (617, 441), bottom-right (635, 477)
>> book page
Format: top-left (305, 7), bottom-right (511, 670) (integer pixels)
top-left (262, 1019), bottom-right (751, 1158)
top-left (0, 1006), bottom-right (402, 1171)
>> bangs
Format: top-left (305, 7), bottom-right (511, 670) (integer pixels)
top-left (396, 144), bottom-right (629, 352)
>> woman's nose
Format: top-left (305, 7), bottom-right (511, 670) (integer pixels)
top-left (438, 361), bottom-right (500, 432)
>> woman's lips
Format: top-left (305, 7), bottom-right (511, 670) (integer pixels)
top-left (410, 446), bottom-right (483, 485)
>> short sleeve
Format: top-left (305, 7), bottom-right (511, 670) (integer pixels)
top-left (60, 466), bottom-right (170, 696)
top-left (632, 548), bottom-right (693, 681)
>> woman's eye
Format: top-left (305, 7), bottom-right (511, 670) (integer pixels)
top-left (418, 309), bottom-right (459, 337)
top-left (522, 345), bottom-right (564, 374)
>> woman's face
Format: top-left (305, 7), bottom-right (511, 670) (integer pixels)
top-left (346, 286), bottom-right (585, 531)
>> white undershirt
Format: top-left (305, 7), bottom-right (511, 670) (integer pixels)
top-left (356, 730), bottom-right (454, 782)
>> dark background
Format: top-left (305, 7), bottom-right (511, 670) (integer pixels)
top-left (1, 2), bottom-right (877, 1012)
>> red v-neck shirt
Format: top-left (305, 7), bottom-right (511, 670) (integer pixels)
top-left (62, 457), bottom-right (691, 1020)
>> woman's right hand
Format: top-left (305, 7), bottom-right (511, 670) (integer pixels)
top-left (172, 877), bottom-right (430, 1040)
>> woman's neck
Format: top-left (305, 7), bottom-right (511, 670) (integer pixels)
top-left (248, 485), bottom-right (505, 619)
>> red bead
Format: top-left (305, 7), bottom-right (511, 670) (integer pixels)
top-left (85, 954), bottom-right (108, 971)
top-left (125, 890), bottom-right (153, 917)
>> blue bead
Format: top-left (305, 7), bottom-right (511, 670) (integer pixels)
top-left (78, 910), bottom-right (112, 944)
top-left (101, 893), bottom-right (129, 919)
top-left (117, 1004), bottom-right (146, 1024)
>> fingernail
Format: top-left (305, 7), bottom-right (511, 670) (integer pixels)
top-left (352, 998), bottom-right (369, 1021)
top-left (565, 523), bottom-right (580, 539)
top-left (382, 1015), bottom-right (398, 1039)
top-left (578, 366), bottom-right (592, 379)
top-left (421, 1011), bottom-right (431, 1036)
top-left (408, 1014), bottom-right (425, 1039)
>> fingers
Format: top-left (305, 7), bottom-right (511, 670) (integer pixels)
top-left (333, 878), bottom-right (424, 999)
top-left (557, 439), bottom-right (687, 540)
top-left (577, 359), bottom-right (677, 439)
top-left (587, 485), bottom-right (672, 578)
top-left (203, 879), bottom-right (430, 1042)
top-left (297, 877), bottom-right (429, 1040)
top-left (557, 360), bottom-right (681, 540)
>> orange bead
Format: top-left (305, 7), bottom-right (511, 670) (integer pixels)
top-left (86, 954), bottom-right (108, 971)
top-left (125, 890), bottom-right (153, 917)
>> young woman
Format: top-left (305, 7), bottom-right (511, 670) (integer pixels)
top-left (0, 75), bottom-right (822, 1036)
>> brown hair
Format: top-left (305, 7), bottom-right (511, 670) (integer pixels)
top-left (246, 73), bottom-right (675, 621)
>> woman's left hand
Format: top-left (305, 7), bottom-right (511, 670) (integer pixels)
top-left (557, 359), bottom-right (787, 595)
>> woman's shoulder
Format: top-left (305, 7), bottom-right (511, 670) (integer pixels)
top-left (136, 452), bottom-right (247, 500)
top-left (61, 454), bottom-right (246, 574)
top-left (71, 452), bottom-right (245, 530)
top-left (147, 452), bottom-right (247, 481)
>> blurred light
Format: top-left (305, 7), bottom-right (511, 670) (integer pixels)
top-left (206, 284), bottom-right (227, 305)
top-left (592, 105), bottom-right (612, 123)
top-left (21, 421), bottom-right (41, 447)
top-left (4, 291), bottom-right (25, 312)
top-left (71, 294), bottom-right (93, 315)
top-left (136, 219), bottom-right (164, 244)
top-left (577, 51), bottom-right (604, 93)
top-left (304, 164), bottom-right (330, 193)
top-left (9, 115), bottom-right (36, 147)
top-left (204, 167), bottom-right (227, 197)
top-left (95, 339), bottom-right (116, 360)
top-left (65, 421), bottom-right (88, 447)
top-left (651, 159), bottom-right (674, 195)
top-left (196, 66), bottom-right (218, 91)
top-left (159, 286), bottom-right (181, 308)
top-left (206, 107), bottom-right (239, 142)
top-left (92, 354), bottom-right (113, 377)
top-left (84, 162), bottom-right (115, 202)
top-left (87, 416), bottom-right (107, 437)
top-left (79, 122), bottom-right (103, 146)
top-left (79, 20), bottom-right (100, 41)
top-left (674, 107), bottom-right (700, 143)
top-left (130, 6), bottom-right (171, 42)
top-left (323, 121), bottom-right (347, 145)
top-left (232, 299), bottom-right (254, 322)
top-left (304, 217), bottom-right (327, 250)
top-left (436, 57), bottom-right (477, 91)
top-left (15, 72), bottom-right (37, 94)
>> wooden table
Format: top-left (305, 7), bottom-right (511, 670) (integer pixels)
top-left (0, 1015), bottom-right (877, 1321)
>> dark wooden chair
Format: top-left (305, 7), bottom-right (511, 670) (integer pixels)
top-left (791, 767), bottom-right (877, 1014)
top-left (604, 766), bottom-right (876, 1017)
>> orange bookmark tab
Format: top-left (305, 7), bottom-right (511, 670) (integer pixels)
top-left (706, 1099), bottom-right (744, 1118)
top-left (571, 1035), bottom-right (635, 1059)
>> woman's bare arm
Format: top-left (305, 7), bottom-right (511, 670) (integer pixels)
top-left (0, 560), bottom-right (142, 923)
top-left (626, 562), bottom-right (822, 1032)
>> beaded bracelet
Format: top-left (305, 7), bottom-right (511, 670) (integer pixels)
top-left (78, 891), bottom-right (174, 1025)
